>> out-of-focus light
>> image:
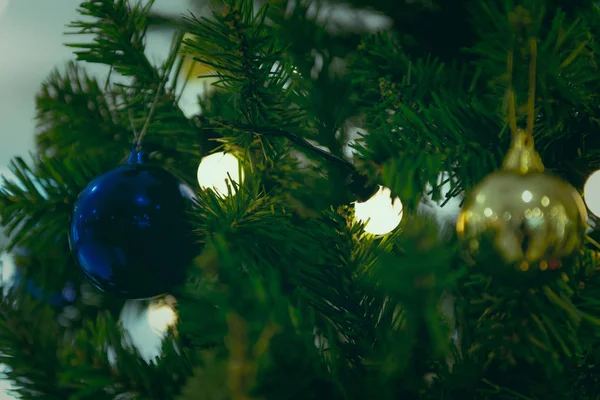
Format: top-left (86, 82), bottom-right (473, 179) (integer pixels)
top-left (354, 185), bottom-right (403, 235)
top-left (584, 170), bottom-right (600, 217)
top-left (146, 300), bottom-right (178, 335)
top-left (197, 152), bottom-right (243, 197)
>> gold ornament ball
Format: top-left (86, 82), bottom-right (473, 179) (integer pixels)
top-left (456, 131), bottom-right (587, 271)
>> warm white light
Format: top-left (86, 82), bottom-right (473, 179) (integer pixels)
top-left (197, 152), bottom-right (244, 196)
top-left (354, 186), bottom-right (403, 235)
top-left (522, 190), bottom-right (533, 203)
top-left (147, 302), bottom-right (178, 335)
top-left (584, 170), bottom-right (600, 217)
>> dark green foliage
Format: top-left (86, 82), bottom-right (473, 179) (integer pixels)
top-left (0, 155), bottom-right (102, 255)
top-left (66, 1), bottom-right (204, 184)
top-left (0, 289), bottom-right (72, 399)
top-left (467, 0), bottom-right (600, 188)
top-left (67, 0), bottom-right (159, 84)
top-left (59, 313), bottom-right (193, 399)
top-left (182, 1), bottom-right (303, 128)
top-left (3, 0), bottom-right (600, 399)
top-left (35, 62), bottom-right (130, 165)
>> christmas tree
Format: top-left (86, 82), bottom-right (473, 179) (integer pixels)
top-left (2, 0), bottom-right (600, 398)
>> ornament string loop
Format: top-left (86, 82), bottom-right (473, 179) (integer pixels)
top-left (507, 49), bottom-right (518, 137)
top-left (526, 37), bottom-right (537, 139)
top-left (507, 37), bottom-right (538, 144)
top-left (504, 36), bottom-right (543, 173)
top-left (133, 75), bottom-right (169, 152)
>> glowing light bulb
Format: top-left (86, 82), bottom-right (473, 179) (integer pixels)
top-left (584, 170), bottom-right (600, 217)
top-left (354, 186), bottom-right (403, 235)
top-left (147, 302), bottom-right (178, 335)
top-left (197, 152), bottom-right (243, 196)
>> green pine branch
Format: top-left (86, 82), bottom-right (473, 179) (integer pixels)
top-left (0, 155), bottom-right (102, 255)
top-left (65, 0), bottom-right (204, 184)
top-left (35, 62), bottom-right (130, 166)
top-left (183, 185), bottom-right (464, 398)
top-left (468, 1), bottom-right (600, 186)
top-left (59, 313), bottom-right (193, 400)
top-left (266, 0), bottom-right (366, 155)
top-left (176, 257), bottom-right (345, 400)
top-left (188, 185), bottom-right (368, 364)
top-left (347, 32), bottom-right (499, 210)
top-left (4, 0), bottom-right (600, 398)
top-left (457, 261), bottom-right (600, 375)
top-left (182, 0), bottom-right (304, 158)
top-left (184, 0), bottom-right (377, 208)
top-left (35, 57), bottom-right (201, 184)
top-left (67, 0), bottom-right (158, 84)
top-left (0, 289), bottom-right (73, 399)
top-left (0, 155), bottom-right (129, 329)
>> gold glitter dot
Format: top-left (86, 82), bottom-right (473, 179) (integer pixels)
top-left (541, 196), bottom-right (550, 207)
top-left (539, 260), bottom-right (548, 271)
top-left (520, 261), bottom-right (530, 271)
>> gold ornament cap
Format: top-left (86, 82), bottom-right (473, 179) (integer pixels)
top-left (502, 129), bottom-right (544, 174)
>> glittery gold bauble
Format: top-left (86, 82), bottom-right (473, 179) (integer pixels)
top-left (456, 130), bottom-right (587, 271)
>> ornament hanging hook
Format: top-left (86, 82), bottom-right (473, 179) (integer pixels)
top-left (507, 36), bottom-right (538, 143)
top-left (503, 35), bottom-right (543, 173)
top-left (507, 49), bottom-right (518, 137)
top-left (135, 74), bottom-right (169, 152)
top-left (526, 37), bottom-right (537, 140)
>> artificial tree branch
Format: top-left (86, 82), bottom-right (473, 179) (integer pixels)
top-left (211, 120), bottom-right (379, 202)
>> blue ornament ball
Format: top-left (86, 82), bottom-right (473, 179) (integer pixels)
top-left (13, 270), bottom-right (76, 308)
top-left (9, 247), bottom-right (77, 307)
top-left (68, 146), bottom-right (198, 299)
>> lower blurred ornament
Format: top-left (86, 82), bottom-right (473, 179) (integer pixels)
top-left (68, 145), bottom-right (199, 299)
top-left (456, 130), bottom-right (587, 272)
top-left (13, 269), bottom-right (76, 308)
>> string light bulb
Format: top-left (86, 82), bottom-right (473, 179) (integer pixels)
top-left (146, 298), bottom-right (178, 335)
top-left (584, 170), bottom-right (600, 217)
top-left (197, 152), bottom-right (244, 196)
top-left (354, 185), bottom-right (403, 235)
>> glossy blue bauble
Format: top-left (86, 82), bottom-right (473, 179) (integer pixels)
top-left (68, 146), bottom-right (198, 299)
